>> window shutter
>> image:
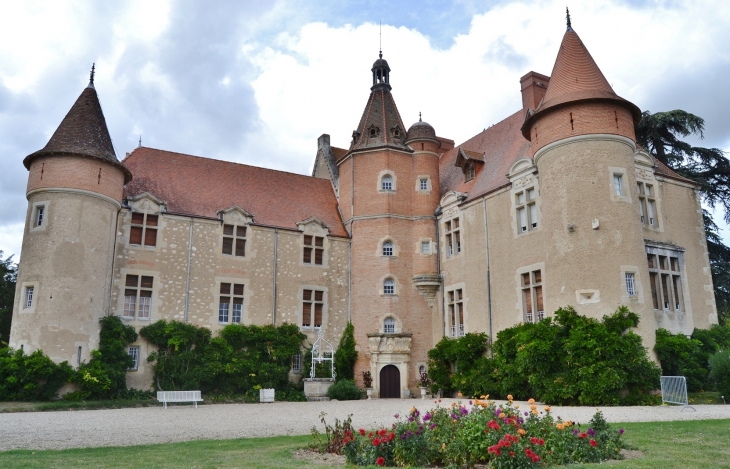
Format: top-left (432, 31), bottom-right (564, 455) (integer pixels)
top-left (524, 289), bottom-right (532, 314)
top-left (315, 237), bottom-right (324, 247)
top-left (235, 239), bottom-right (246, 257)
top-left (314, 304), bottom-right (323, 327)
top-left (223, 224), bottom-right (234, 236)
top-left (304, 235), bottom-right (312, 246)
top-left (130, 226), bottom-right (143, 245)
top-left (303, 247), bottom-right (312, 263)
top-left (140, 276), bottom-right (154, 288)
top-left (314, 248), bottom-right (323, 265)
top-left (303, 290), bottom-right (312, 301)
top-left (233, 297), bottom-right (243, 305)
top-left (236, 226), bottom-right (246, 237)
top-left (533, 270), bottom-right (541, 283)
top-left (146, 215), bottom-right (158, 227)
top-left (535, 286), bottom-right (544, 312)
top-left (233, 284), bottom-right (244, 296)
top-left (314, 290), bottom-right (323, 301)
top-left (139, 290), bottom-right (152, 298)
top-left (220, 283), bottom-right (231, 294)
top-left (124, 288), bottom-right (137, 297)
top-left (649, 273), bottom-right (659, 309)
top-left (302, 303), bottom-right (312, 326)
top-left (222, 237), bottom-right (233, 255)
top-left (126, 275), bottom-right (139, 287)
top-left (144, 228), bottom-right (157, 246)
top-left (131, 213), bottom-right (144, 224)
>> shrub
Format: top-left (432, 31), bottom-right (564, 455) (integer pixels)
top-left (341, 398), bottom-right (625, 468)
top-left (0, 348), bottom-right (74, 401)
top-left (327, 379), bottom-right (362, 400)
top-left (708, 350), bottom-right (730, 398)
top-left (334, 322), bottom-right (357, 381)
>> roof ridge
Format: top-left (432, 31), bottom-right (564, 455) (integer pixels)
top-left (130, 147), bottom-right (332, 182)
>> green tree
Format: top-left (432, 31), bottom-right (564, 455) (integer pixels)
top-left (635, 110), bottom-right (730, 325)
top-left (333, 322), bottom-right (357, 381)
top-left (0, 251), bottom-right (17, 344)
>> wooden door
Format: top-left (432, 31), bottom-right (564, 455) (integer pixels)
top-left (379, 365), bottom-right (401, 398)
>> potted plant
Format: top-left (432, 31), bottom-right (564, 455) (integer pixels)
top-left (419, 371), bottom-right (430, 399)
top-left (362, 371), bottom-right (373, 399)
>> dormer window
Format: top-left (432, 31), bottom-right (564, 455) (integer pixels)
top-left (465, 162), bottom-right (475, 182)
top-left (222, 224), bottom-right (246, 257)
top-left (130, 213), bottom-right (158, 247)
top-left (370, 127), bottom-right (378, 138)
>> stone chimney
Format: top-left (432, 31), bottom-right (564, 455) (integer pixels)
top-left (520, 71), bottom-right (550, 114)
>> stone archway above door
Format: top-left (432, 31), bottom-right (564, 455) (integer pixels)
top-left (368, 333), bottom-right (412, 398)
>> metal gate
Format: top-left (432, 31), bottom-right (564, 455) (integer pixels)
top-left (379, 365), bottom-right (401, 398)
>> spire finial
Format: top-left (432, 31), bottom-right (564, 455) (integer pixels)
top-left (379, 20), bottom-right (382, 58)
top-left (138, 135), bottom-right (142, 148)
top-left (88, 63), bottom-right (96, 88)
top-left (419, 112), bottom-right (422, 122)
top-left (566, 6), bottom-right (573, 31)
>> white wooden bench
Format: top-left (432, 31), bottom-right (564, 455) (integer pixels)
top-left (157, 390), bottom-right (203, 409)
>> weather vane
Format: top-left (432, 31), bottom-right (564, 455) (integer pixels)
top-left (89, 63), bottom-right (95, 85)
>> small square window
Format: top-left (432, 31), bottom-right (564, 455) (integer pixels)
top-left (382, 175), bottom-right (393, 191)
top-left (383, 241), bottom-right (393, 256)
top-left (625, 273), bottom-right (636, 296)
top-left (25, 286), bottom-right (34, 309)
top-left (420, 179), bottom-right (428, 191)
top-left (421, 241), bottom-right (430, 254)
top-left (383, 279), bottom-right (395, 295)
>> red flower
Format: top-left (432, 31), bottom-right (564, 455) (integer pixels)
top-left (525, 448), bottom-right (533, 457)
top-left (590, 439), bottom-right (597, 447)
top-left (532, 455), bottom-right (540, 463)
top-left (380, 429), bottom-right (387, 437)
top-left (579, 432), bottom-right (588, 439)
top-left (376, 456), bottom-right (385, 466)
top-left (509, 451), bottom-right (515, 458)
top-left (538, 438), bottom-right (545, 446)
top-left (388, 431), bottom-right (395, 441)
top-left (369, 432), bottom-right (373, 438)
top-left (372, 438), bottom-right (381, 446)
top-left (359, 429), bottom-right (366, 436)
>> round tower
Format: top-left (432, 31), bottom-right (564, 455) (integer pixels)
top-left (521, 17), bottom-right (654, 339)
top-left (9, 68), bottom-right (131, 366)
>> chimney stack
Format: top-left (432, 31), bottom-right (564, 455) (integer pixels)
top-left (520, 71), bottom-right (550, 114)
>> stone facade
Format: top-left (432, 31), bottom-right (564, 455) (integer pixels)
top-left (10, 22), bottom-right (717, 398)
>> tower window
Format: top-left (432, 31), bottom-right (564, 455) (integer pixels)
top-left (302, 289), bottom-right (324, 328)
top-left (24, 286), bottom-right (34, 309)
top-left (384, 317), bottom-right (396, 334)
top-left (35, 206), bottom-right (45, 227)
top-left (219, 283), bottom-right (244, 324)
top-left (383, 241), bottom-right (393, 257)
top-left (421, 241), bottom-right (431, 254)
top-left (303, 235), bottom-right (325, 265)
top-left (130, 213), bottom-right (158, 247)
top-left (613, 174), bottom-right (623, 196)
top-left (625, 272), bottom-right (636, 297)
top-left (638, 182), bottom-right (657, 227)
top-left (522, 269), bottom-right (544, 323)
top-left (123, 274), bottom-right (153, 319)
top-left (222, 224), bottom-right (247, 257)
top-left (381, 175), bottom-right (393, 191)
top-left (383, 278), bottom-right (395, 295)
top-left (420, 178), bottom-right (428, 191)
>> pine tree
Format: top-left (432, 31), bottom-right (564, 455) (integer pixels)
top-left (334, 322), bottom-right (357, 381)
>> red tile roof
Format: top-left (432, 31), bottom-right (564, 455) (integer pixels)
top-left (123, 147), bottom-right (348, 237)
top-left (440, 110), bottom-right (531, 202)
top-left (522, 29), bottom-right (640, 138)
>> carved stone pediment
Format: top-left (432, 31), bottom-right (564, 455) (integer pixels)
top-left (367, 333), bottom-right (412, 354)
top-left (127, 192), bottom-right (166, 213)
top-left (217, 206), bottom-right (253, 224)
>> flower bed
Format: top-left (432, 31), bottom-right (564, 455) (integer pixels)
top-left (342, 396), bottom-right (624, 467)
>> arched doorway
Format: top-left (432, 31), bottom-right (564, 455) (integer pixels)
top-left (379, 365), bottom-right (401, 398)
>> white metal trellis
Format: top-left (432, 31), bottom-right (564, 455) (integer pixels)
top-left (310, 328), bottom-right (336, 379)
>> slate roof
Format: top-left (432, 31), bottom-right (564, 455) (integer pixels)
top-left (123, 147), bottom-right (348, 237)
top-left (24, 85), bottom-right (132, 183)
top-left (348, 88), bottom-right (411, 153)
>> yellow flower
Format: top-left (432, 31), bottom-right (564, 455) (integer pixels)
top-left (556, 423), bottom-right (565, 431)
top-left (565, 420), bottom-right (573, 427)
top-left (458, 392), bottom-right (463, 397)
top-left (514, 405), bottom-right (519, 409)
top-left (544, 406), bottom-right (551, 412)
top-left (507, 394), bottom-right (513, 400)
top-left (442, 443), bottom-right (446, 449)
top-left (499, 413), bottom-right (506, 419)
top-left (411, 407), bottom-right (416, 413)
top-left (531, 409), bottom-right (539, 415)
top-left (528, 398), bottom-right (535, 404)
top-left (530, 405), bottom-right (537, 411)
top-left (518, 429), bottom-right (526, 436)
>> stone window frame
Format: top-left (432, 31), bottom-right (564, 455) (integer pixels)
top-left (419, 238), bottom-right (432, 256)
top-left (514, 186), bottom-right (539, 235)
top-left (378, 170), bottom-right (397, 193)
top-left (123, 274), bottom-right (155, 321)
top-left (416, 175), bottom-right (432, 195)
top-left (444, 216), bottom-right (462, 258)
top-left (30, 200), bottom-right (49, 232)
top-left (383, 316), bottom-right (396, 334)
top-left (378, 236), bottom-right (399, 258)
top-left (515, 262), bottom-right (545, 323)
top-left (128, 346), bottom-right (140, 371)
top-left (218, 282), bottom-right (245, 324)
top-left (507, 159), bottom-right (542, 239)
top-left (129, 212), bottom-right (159, 248)
top-left (382, 241), bottom-right (394, 257)
top-left (20, 282), bottom-right (39, 313)
top-left (297, 219), bottom-right (330, 269)
top-left (303, 234), bottom-right (325, 265)
top-left (446, 284), bottom-right (467, 338)
top-left (221, 223), bottom-right (248, 257)
top-left (117, 269), bottom-right (160, 322)
top-left (637, 180), bottom-right (661, 231)
top-left (381, 277), bottom-right (397, 297)
top-left (298, 286), bottom-right (329, 330)
top-left (608, 166), bottom-right (632, 203)
top-left (291, 353), bottom-right (302, 373)
top-left (646, 245), bottom-right (688, 316)
top-left (211, 277), bottom-right (251, 327)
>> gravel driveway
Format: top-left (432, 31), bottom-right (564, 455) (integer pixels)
top-left (1, 399), bottom-right (729, 451)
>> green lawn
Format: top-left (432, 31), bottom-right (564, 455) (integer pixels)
top-left (1, 419), bottom-right (729, 468)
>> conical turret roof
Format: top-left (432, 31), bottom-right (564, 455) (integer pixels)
top-left (24, 84), bottom-right (132, 182)
top-left (522, 27), bottom-right (640, 138)
top-left (346, 53), bottom-right (412, 154)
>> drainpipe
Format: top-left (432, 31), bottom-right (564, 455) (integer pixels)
top-left (272, 228), bottom-right (279, 325)
top-left (348, 236), bottom-right (352, 323)
top-left (482, 198), bottom-right (493, 357)
top-left (434, 206), bottom-right (445, 337)
top-left (183, 218), bottom-right (193, 323)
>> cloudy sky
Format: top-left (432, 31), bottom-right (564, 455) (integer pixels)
top-left (1, 0), bottom-right (729, 261)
